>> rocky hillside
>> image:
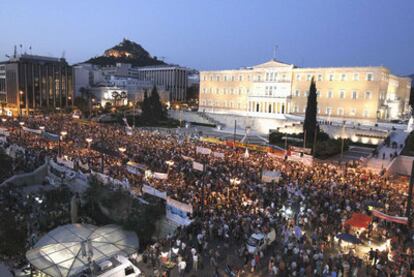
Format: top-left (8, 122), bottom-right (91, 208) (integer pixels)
top-left (84, 38), bottom-right (166, 67)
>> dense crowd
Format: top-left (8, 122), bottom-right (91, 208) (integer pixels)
top-left (1, 114), bottom-right (414, 276)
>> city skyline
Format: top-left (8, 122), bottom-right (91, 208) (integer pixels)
top-left (0, 0), bottom-right (413, 75)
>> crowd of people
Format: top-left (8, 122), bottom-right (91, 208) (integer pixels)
top-left (1, 114), bottom-right (414, 276)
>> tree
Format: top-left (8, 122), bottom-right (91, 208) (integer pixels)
top-left (0, 148), bottom-right (12, 181)
top-left (79, 87), bottom-right (94, 117)
top-left (409, 86), bottom-right (414, 115)
top-left (303, 78), bottom-right (318, 146)
top-left (149, 86), bottom-right (164, 122)
top-left (141, 90), bottom-right (150, 122)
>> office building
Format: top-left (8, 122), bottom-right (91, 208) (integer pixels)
top-left (0, 54), bottom-right (74, 116)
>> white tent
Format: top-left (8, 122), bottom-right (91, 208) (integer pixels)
top-left (26, 224), bottom-right (139, 277)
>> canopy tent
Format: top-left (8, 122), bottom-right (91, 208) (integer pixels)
top-left (336, 233), bottom-right (362, 244)
top-left (26, 224), bottom-right (138, 277)
top-left (345, 213), bottom-right (372, 229)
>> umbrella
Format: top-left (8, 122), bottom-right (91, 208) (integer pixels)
top-left (336, 233), bottom-right (362, 244)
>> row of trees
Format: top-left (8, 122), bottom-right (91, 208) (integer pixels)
top-left (141, 86), bottom-right (166, 123)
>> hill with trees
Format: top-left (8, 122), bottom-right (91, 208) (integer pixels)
top-left (83, 38), bottom-right (166, 67)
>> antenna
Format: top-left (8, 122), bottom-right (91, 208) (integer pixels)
top-left (13, 45), bottom-right (17, 58)
top-left (273, 45), bottom-right (278, 60)
top-left (61, 50), bottom-right (66, 59)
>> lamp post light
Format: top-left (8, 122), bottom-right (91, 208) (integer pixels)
top-left (19, 121), bottom-right (25, 138)
top-left (165, 160), bottom-right (174, 175)
top-left (86, 138), bottom-right (93, 148)
top-left (59, 130), bottom-right (67, 156)
top-left (19, 90), bottom-right (23, 117)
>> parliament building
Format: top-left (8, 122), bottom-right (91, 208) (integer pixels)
top-left (198, 60), bottom-right (411, 122)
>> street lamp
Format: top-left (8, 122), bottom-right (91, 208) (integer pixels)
top-left (59, 130), bottom-right (67, 156)
top-left (19, 121), bottom-right (25, 138)
top-left (19, 90), bottom-right (24, 117)
top-left (86, 138), bottom-right (93, 148)
top-left (165, 160), bottom-right (174, 175)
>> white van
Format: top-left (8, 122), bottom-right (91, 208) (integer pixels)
top-left (246, 228), bottom-right (276, 254)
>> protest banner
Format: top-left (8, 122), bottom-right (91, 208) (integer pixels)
top-left (142, 184), bottom-right (167, 200)
top-left (213, 151), bottom-right (225, 159)
top-left (192, 161), bottom-right (204, 172)
top-left (166, 197), bottom-right (193, 226)
top-left (153, 172), bottom-right (168, 180)
top-left (261, 170), bottom-right (282, 183)
top-left (196, 146), bottom-right (212, 155)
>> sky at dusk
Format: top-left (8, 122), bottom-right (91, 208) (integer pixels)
top-left (0, 0), bottom-right (413, 75)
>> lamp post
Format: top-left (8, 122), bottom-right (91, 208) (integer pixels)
top-left (86, 138), bottom-right (93, 149)
top-left (19, 90), bottom-right (23, 117)
top-left (340, 121), bottom-right (346, 161)
top-left (19, 121), bottom-right (24, 138)
top-left (165, 160), bottom-right (174, 175)
top-left (59, 130), bottom-right (67, 156)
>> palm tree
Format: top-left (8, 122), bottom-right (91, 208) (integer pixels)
top-left (111, 91), bottom-right (128, 107)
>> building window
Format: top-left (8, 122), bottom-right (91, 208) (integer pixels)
top-left (304, 91), bottom-right (308, 97)
top-left (238, 88), bottom-right (242, 95)
top-left (329, 74), bottom-right (334, 81)
top-left (318, 74), bottom-right (323, 81)
top-left (307, 74), bottom-right (312, 81)
top-left (216, 88), bottom-right (219, 94)
top-left (203, 88), bottom-right (206, 94)
top-left (317, 108), bottom-right (320, 114)
top-left (352, 91), bottom-right (357, 100)
top-left (316, 91), bottom-right (321, 97)
top-left (296, 74), bottom-right (301, 81)
top-left (337, 107), bottom-right (344, 116)
top-left (265, 73), bottom-right (269, 81)
top-left (295, 90), bottom-right (300, 97)
top-left (365, 91), bottom-right (371, 99)
top-left (216, 76), bottom-right (220, 81)
top-left (256, 103), bottom-right (260, 112)
top-left (363, 109), bottom-right (369, 118)
top-left (328, 91), bottom-right (333, 98)
top-left (326, 107), bottom-right (332, 115)
top-left (339, 90), bottom-right (345, 99)
top-left (231, 76), bottom-right (235, 81)
top-left (239, 75), bottom-right (242, 81)
top-left (341, 73), bottom-right (347, 81)
top-left (350, 108), bottom-right (356, 116)
top-left (353, 73), bottom-right (359, 81)
top-left (366, 73), bottom-right (373, 81)
top-left (257, 75), bottom-right (261, 81)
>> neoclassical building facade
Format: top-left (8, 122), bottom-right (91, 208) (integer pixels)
top-left (198, 60), bottom-right (412, 121)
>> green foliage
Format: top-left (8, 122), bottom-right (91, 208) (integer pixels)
top-left (83, 177), bottom-right (164, 248)
top-left (401, 131), bottom-right (414, 156)
top-left (0, 148), bottom-right (13, 181)
top-left (269, 130), bottom-right (348, 159)
top-left (141, 86), bottom-right (166, 124)
top-left (303, 78), bottom-right (318, 143)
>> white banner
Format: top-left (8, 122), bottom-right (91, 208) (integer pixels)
top-left (196, 146), bottom-right (211, 155)
top-left (262, 170), bottom-right (282, 183)
top-left (57, 156), bottom-right (75, 169)
top-left (0, 128), bottom-right (10, 136)
top-left (153, 172), bottom-right (168, 180)
top-left (126, 161), bottom-right (146, 175)
top-left (166, 197), bottom-right (193, 213)
top-left (288, 153), bottom-right (313, 166)
top-left (213, 151), bottom-right (225, 159)
top-left (181, 155), bottom-right (194, 161)
top-left (192, 161), bottom-right (204, 172)
top-left (22, 126), bottom-right (42, 135)
top-left (142, 184), bottom-right (167, 200)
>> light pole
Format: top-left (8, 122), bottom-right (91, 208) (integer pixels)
top-left (165, 160), bottom-right (174, 175)
top-left (340, 121), bottom-right (346, 161)
top-left (59, 130), bottom-right (67, 156)
top-left (19, 90), bottom-right (23, 117)
top-left (86, 138), bottom-right (93, 149)
top-left (19, 121), bottom-right (25, 138)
